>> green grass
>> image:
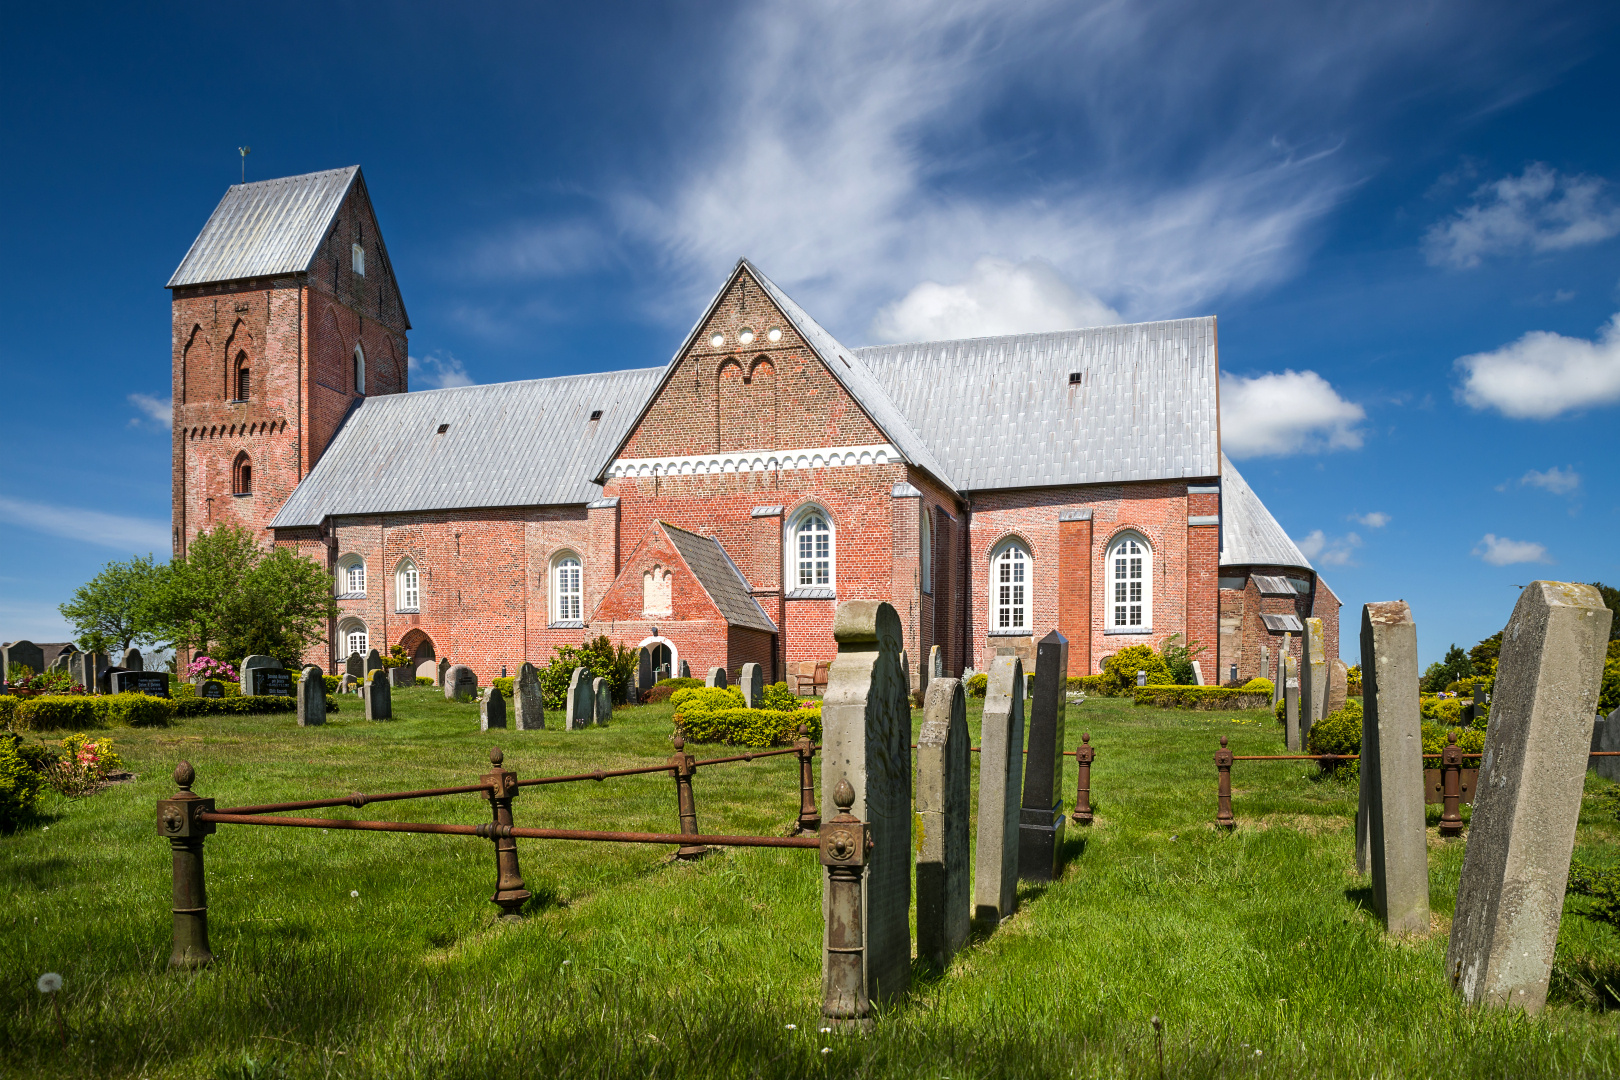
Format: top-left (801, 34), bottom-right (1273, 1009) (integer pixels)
top-left (3, 687), bottom-right (1618, 1078)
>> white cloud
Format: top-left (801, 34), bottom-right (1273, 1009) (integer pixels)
top-left (871, 257), bottom-right (1121, 342)
top-left (1473, 534), bottom-right (1551, 566)
top-left (1351, 511), bottom-right (1391, 528)
top-left (1296, 529), bottom-right (1361, 567)
top-left (128, 392), bottom-right (172, 427)
top-left (1424, 164), bottom-right (1620, 269)
top-left (0, 495), bottom-right (169, 553)
top-left (1520, 466), bottom-right (1580, 495)
top-left (1455, 313), bottom-right (1620, 419)
top-left (1219, 370), bottom-right (1366, 458)
top-left (409, 353), bottom-right (475, 389)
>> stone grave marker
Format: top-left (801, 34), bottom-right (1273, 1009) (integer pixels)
top-left (1020, 630), bottom-right (1068, 882)
top-left (821, 599), bottom-right (912, 1005)
top-left (593, 676), bottom-right (611, 725)
top-left (1274, 634), bottom-right (1288, 707)
top-left (111, 670), bottom-right (169, 696)
top-left (638, 647), bottom-right (654, 700)
top-left (339, 673), bottom-right (357, 695)
top-left (121, 647), bottom-right (144, 671)
top-left (1327, 658), bottom-right (1348, 716)
top-left (1592, 712), bottom-right (1620, 783)
top-left (253, 668), bottom-right (293, 698)
top-left (415, 660), bottom-right (437, 682)
top-left (200, 680), bottom-right (224, 699)
top-left (444, 664), bottom-right (477, 703)
top-left (974, 654), bottom-right (1025, 931)
top-left (346, 652), bottom-right (364, 678)
top-left (1360, 600), bottom-right (1430, 935)
top-left (706, 666), bottom-right (727, 689)
top-left (365, 648), bottom-right (383, 677)
top-left (437, 657), bottom-right (450, 686)
top-left (680, 660), bottom-right (691, 678)
top-left (565, 667), bottom-right (592, 729)
top-left (3, 639), bottom-right (45, 680)
top-left (388, 666), bottom-right (414, 688)
top-left (1191, 659), bottom-right (1204, 685)
top-left (739, 662), bottom-right (764, 709)
top-left (365, 669), bottom-right (392, 720)
top-left (514, 661), bottom-right (544, 730)
top-left (1303, 616), bottom-right (1328, 743)
top-left (1284, 674), bottom-right (1301, 751)
top-left (929, 644), bottom-right (943, 682)
top-left (297, 666), bottom-right (326, 727)
top-left (239, 655), bottom-right (277, 695)
top-left (481, 684), bottom-right (507, 730)
top-left (899, 649), bottom-right (910, 697)
top-left (916, 677), bottom-right (969, 969)
top-left (49, 649), bottom-right (74, 673)
top-left (1447, 582), bottom-right (1612, 1013)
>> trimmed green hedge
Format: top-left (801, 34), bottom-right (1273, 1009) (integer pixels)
top-left (670, 686), bottom-right (822, 747)
top-left (13, 695), bottom-right (100, 730)
top-left (1132, 685), bottom-right (1272, 710)
top-left (173, 695), bottom-right (324, 718)
top-left (1, 735), bottom-right (44, 832)
top-left (492, 677), bottom-right (514, 698)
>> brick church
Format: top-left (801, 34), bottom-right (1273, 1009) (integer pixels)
top-left (167, 166), bottom-right (1339, 686)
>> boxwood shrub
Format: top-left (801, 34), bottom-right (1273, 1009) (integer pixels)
top-left (14, 695), bottom-right (99, 731)
top-left (1131, 686), bottom-right (1272, 710)
top-left (172, 695), bottom-right (311, 718)
top-left (670, 686), bottom-right (822, 747)
top-left (0, 735), bottom-right (44, 833)
top-left (99, 692), bottom-right (176, 727)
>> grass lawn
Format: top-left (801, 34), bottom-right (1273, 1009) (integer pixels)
top-left (3, 686), bottom-right (1618, 1079)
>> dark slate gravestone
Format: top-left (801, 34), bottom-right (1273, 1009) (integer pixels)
top-left (3, 639), bottom-right (46, 679)
top-left (346, 653), bottom-right (365, 678)
top-left (638, 647), bottom-right (654, 700)
top-left (122, 647), bottom-right (144, 671)
top-left (200, 680), bottom-right (225, 699)
top-left (111, 670), bottom-right (170, 697)
top-left (253, 668), bottom-right (294, 697)
top-left (1018, 630), bottom-right (1068, 882)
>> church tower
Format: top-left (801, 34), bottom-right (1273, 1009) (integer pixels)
top-left (166, 166), bottom-right (409, 557)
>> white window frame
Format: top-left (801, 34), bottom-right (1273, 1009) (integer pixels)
top-left (352, 242), bottom-right (366, 277)
top-left (336, 554), bottom-right (367, 597)
top-left (1106, 533), bottom-right (1153, 633)
top-left (395, 558), bottom-right (420, 613)
top-left (338, 618), bottom-right (368, 660)
top-left (787, 506), bottom-right (836, 594)
top-left (920, 506), bottom-right (933, 595)
top-left (552, 552), bottom-right (584, 624)
top-left (990, 541), bottom-right (1031, 634)
top-left (353, 344), bottom-right (366, 395)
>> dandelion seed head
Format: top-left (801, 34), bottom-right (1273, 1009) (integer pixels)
top-left (37, 973), bottom-right (62, 993)
top-left (350, 890), bottom-right (359, 898)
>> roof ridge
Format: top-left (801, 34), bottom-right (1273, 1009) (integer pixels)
top-left (850, 315), bottom-right (1215, 354)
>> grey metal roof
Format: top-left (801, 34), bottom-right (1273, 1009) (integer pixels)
top-left (167, 167), bottom-right (360, 288)
top-left (852, 317), bottom-right (1219, 491)
top-left (269, 368), bottom-right (664, 527)
top-left (1219, 454), bottom-right (1314, 572)
top-left (660, 524), bottom-right (778, 633)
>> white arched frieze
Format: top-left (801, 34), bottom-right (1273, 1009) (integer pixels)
top-left (606, 443), bottom-right (898, 479)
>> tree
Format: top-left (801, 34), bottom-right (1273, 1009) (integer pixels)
top-left (1469, 632), bottom-right (1503, 678)
top-left (58, 554), bottom-right (164, 654)
top-left (1587, 582), bottom-right (1620, 642)
top-left (1420, 644), bottom-right (1472, 693)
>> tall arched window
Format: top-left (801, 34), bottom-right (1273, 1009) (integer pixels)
top-left (1107, 534), bottom-right (1152, 630)
top-left (992, 542), bottom-right (1030, 632)
top-left (338, 618), bottom-right (368, 660)
top-left (336, 554), bottom-right (366, 597)
top-left (232, 451), bottom-right (252, 495)
top-left (552, 553), bottom-right (583, 623)
top-left (395, 558), bottom-right (420, 612)
top-left (920, 506), bottom-right (934, 595)
top-left (790, 508), bottom-right (835, 592)
top-left (353, 344), bottom-right (366, 395)
top-left (234, 352), bottom-right (250, 401)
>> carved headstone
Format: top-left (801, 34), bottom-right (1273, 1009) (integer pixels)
top-left (1327, 658), bottom-right (1349, 716)
top-left (297, 665), bottom-right (326, 727)
top-left (1302, 617), bottom-right (1328, 744)
top-left (343, 652), bottom-right (362, 678)
top-left (1191, 659), bottom-right (1204, 686)
top-left (929, 644), bottom-right (944, 682)
top-left (1020, 630), bottom-right (1069, 882)
top-left (49, 649), bottom-right (74, 674)
top-left (821, 600), bottom-right (912, 1004)
top-left (513, 661), bottom-right (544, 730)
top-left (1285, 675), bottom-right (1301, 752)
top-left (78, 650), bottom-right (108, 694)
top-left (3, 640), bottom-right (44, 679)
top-left (365, 648), bottom-right (383, 677)
top-left (200, 680), bottom-right (224, 699)
top-left (916, 677), bottom-right (970, 968)
top-left (1447, 582), bottom-right (1612, 1013)
top-left (1360, 601), bottom-right (1430, 935)
top-left (437, 657), bottom-right (450, 686)
top-left (638, 647), bottom-right (654, 700)
top-left (1274, 633), bottom-right (1288, 707)
top-left (1592, 712), bottom-right (1620, 783)
top-left (388, 666), bottom-right (414, 688)
top-left (481, 684), bottom-right (507, 730)
top-left (110, 670), bottom-right (169, 696)
top-left (974, 654), bottom-right (1025, 930)
top-left (444, 664), bottom-right (477, 703)
top-left (593, 677), bottom-right (612, 725)
top-left (566, 667), bottom-right (592, 729)
top-left (680, 660), bottom-right (691, 678)
top-left (239, 655), bottom-right (282, 696)
top-left (339, 673), bottom-right (357, 695)
top-left (739, 662), bottom-right (764, 709)
top-left (121, 647), bottom-right (144, 672)
top-left (364, 668), bottom-right (392, 720)
top-left (415, 660), bottom-right (437, 682)
top-left (706, 666), bottom-right (728, 689)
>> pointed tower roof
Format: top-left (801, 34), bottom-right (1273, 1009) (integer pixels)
top-left (167, 166), bottom-right (363, 288)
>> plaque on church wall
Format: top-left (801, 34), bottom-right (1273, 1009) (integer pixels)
top-left (253, 669), bottom-right (294, 697)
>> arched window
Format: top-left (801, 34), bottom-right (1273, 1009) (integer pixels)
top-left (992, 542), bottom-right (1030, 632)
top-left (336, 554), bottom-right (366, 597)
top-left (790, 508), bottom-right (835, 592)
top-left (920, 506), bottom-right (933, 595)
top-left (353, 344), bottom-right (366, 395)
top-left (1107, 534), bottom-right (1152, 630)
top-left (552, 553), bottom-right (583, 624)
top-left (234, 352), bottom-right (250, 401)
top-left (338, 618), bottom-right (368, 660)
top-left (395, 558), bottom-right (420, 612)
top-left (232, 452), bottom-right (252, 495)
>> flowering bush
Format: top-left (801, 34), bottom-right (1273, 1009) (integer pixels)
top-left (184, 656), bottom-right (238, 682)
top-left (45, 733), bottom-right (125, 798)
top-left (4, 667), bottom-right (83, 698)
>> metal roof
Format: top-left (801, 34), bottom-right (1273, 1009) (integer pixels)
top-left (1251, 574), bottom-right (1297, 596)
top-left (852, 318), bottom-right (1219, 491)
top-left (268, 368), bottom-right (664, 528)
top-left (167, 167), bottom-right (360, 288)
top-left (1218, 454), bottom-right (1314, 572)
top-left (1261, 613), bottom-right (1304, 633)
top-left (660, 523), bottom-right (778, 633)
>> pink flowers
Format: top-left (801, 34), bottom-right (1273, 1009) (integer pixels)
top-left (185, 656), bottom-right (238, 681)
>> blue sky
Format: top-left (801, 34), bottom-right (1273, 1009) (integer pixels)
top-left (3, 1), bottom-right (1618, 664)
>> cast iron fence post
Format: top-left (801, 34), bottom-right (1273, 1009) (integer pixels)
top-left (1072, 732), bottom-right (1094, 825)
top-left (156, 761), bottom-right (216, 968)
top-left (796, 724), bottom-right (821, 834)
top-left (1439, 731), bottom-right (1464, 839)
top-left (479, 747), bottom-right (531, 916)
top-left (668, 736), bottom-right (706, 859)
top-left (1215, 735), bottom-right (1236, 831)
top-left (820, 778), bottom-right (870, 1028)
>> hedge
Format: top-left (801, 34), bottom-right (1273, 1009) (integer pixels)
top-left (1131, 685), bottom-right (1272, 710)
top-left (0, 735), bottom-right (43, 832)
top-left (173, 695), bottom-right (324, 718)
top-left (492, 677), bottom-right (514, 698)
top-left (645, 677), bottom-right (703, 704)
top-left (13, 695), bottom-right (100, 731)
top-left (670, 686), bottom-right (822, 747)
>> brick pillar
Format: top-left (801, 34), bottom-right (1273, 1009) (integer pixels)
top-left (586, 496), bottom-right (621, 619)
top-left (1187, 484), bottom-right (1221, 679)
top-left (1057, 510), bottom-right (1093, 676)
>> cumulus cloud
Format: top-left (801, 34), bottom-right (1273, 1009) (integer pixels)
top-left (871, 258), bottom-right (1121, 342)
top-left (1219, 370), bottom-right (1366, 458)
top-left (409, 353), bottom-right (475, 389)
top-left (1296, 529), bottom-right (1362, 567)
top-left (1424, 164), bottom-right (1620, 269)
top-left (128, 392), bottom-right (172, 427)
top-left (1520, 466), bottom-right (1580, 495)
top-left (1473, 534), bottom-right (1551, 566)
top-left (1455, 313), bottom-right (1620, 419)
top-left (0, 495), bottom-right (169, 552)
top-left (1352, 511), bottom-right (1391, 528)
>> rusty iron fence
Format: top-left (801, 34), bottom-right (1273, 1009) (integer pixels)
top-left (914, 731), bottom-right (1101, 826)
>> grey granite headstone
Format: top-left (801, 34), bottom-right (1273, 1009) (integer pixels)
top-left (739, 662), bottom-right (764, 709)
top-left (706, 666), bottom-right (727, 689)
top-left (339, 673), bottom-right (357, 695)
top-left (916, 677), bottom-right (970, 969)
top-left (1447, 582), bottom-right (1612, 1013)
top-left (346, 652), bottom-right (364, 678)
top-left (680, 660), bottom-right (691, 678)
top-left (566, 667), bottom-right (592, 729)
top-left (365, 648), bottom-right (383, 677)
top-left (78, 650), bottom-right (107, 694)
top-left (514, 661), bottom-right (544, 730)
top-left (1285, 676), bottom-right (1301, 751)
top-left (1020, 630), bottom-right (1068, 882)
top-left (1274, 633), bottom-right (1288, 707)
top-left (481, 684), bottom-right (507, 730)
top-left (974, 654), bottom-right (1025, 930)
top-left (1327, 658), bottom-right (1348, 717)
top-left (1591, 712), bottom-right (1620, 783)
top-left (3, 639), bottom-right (45, 679)
top-left (200, 680), bottom-right (224, 699)
top-left (364, 669), bottom-right (392, 720)
top-left (1303, 617), bottom-right (1328, 744)
top-left (297, 665), bottom-right (326, 727)
top-left (929, 644), bottom-right (943, 682)
top-left (437, 657), bottom-right (450, 686)
top-left (638, 647), bottom-right (654, 700)
top-left (593, 676), bottom-right (611, 725)
top-left (49, 649), bottom-right (73, 673)
top-left (121, 647), bottom-right (144, 672)
top-left (821, 600), bottom-right (912, 1005)
top-left (388, 666), bottom-right (414, 688)
top-left (444, 664), bottom-right (477, 703)
top-left (111, 670), bottom-right (169, 696)
top-left (239, 655), bottom-right (281, 696)
top-left (1360, 601), bottom-right (1430, 935)
top-left (416, 660), bottom-right (437, 682)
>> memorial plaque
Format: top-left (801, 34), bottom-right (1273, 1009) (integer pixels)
top-left (253, 668), bottom-right (294, 697)
top-left (200, 680), bottom-right (224, 699)
top-left (111, 670), bottom-right (171, 697)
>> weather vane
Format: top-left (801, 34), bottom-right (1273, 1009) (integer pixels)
top-left (238, 146), bottom-right (252, 183)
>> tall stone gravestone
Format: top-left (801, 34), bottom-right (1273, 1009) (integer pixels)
top-left (122, 647), bottom-right (144, 671)
top-left (974, 654), bottom-right (1024, 930)
top-left (1360, 601), bottom-right (1430, 935)
top-left (1327, 658), bottom-right (1349, 717)
top-left (49, 649), bottom-right (74, 673)
top-left (481, 684), bottom-right (507, 730)
top-left (240, 655), bottom-right (283, 696)
top-left (1302, 616), bottom-right (1328, 743)
top-left (416, 660), bottom-right (437, 683)
top-left (916, 677), bottom-right (969, 968)
top-left (1274, 633), bottom-right (1288, 707)
top-left (929, 644), bottom-right (943, 682)
top-left (739, 662), bottom-right (764, 709)
top-left (364, 669), bottom-right (392, 720)
top-left (1020, 630), bottom-right (1068, 882)
top-left (1447, 582), bottom-right (1612, 1013)
top-left (706, 666), bottom-right (727, 689)
top-left (3, 640), bottom-right (45, 679)
top-left (680, 660), bottom-right (691, 678)
top-left (565, 667), bottom-right (592, 730)
top-left (444, 664), bottom-right (477, 703)
top-left (297, 666), bottom-right (326, 727)
top-left (513, 661), bottom-right (544, 730)
top-left (1190, 660), bottom-right (1204, 686)
top-left (1591, 712), bottom-right (1620, 783)
top-left (638, 647), bottom-right (654, 701)
top-left (346, 653), bottom-right (364, 679)
top-left (365, 649), bottom-right (383, 678)
top-left (899, 649), bottom-right (910, 696)
top-left (593, 677), bottom-right (611, 725)
top-left (1283, 653), bottom-right (1302, 751)
top-left (820, 600), bottom-right (912, 1004)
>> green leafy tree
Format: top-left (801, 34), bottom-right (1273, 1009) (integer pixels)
top-left (537, 635), bottom-right (637, 710)
top-left (1421, 644), bottom-right (1472, 693)
top-left (1587, 581), bottom-right (1620, 642)
top-left (1158, 633), bottom-right (1207, 685)
top-left (58, 554), bottom-right (164, 654)
top-left (1470, 632), bottom-right (1503, 677)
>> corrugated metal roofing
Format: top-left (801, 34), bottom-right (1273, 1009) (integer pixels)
top-left (1219, 454), bottom-right (1314, 572)
top-left (268, 368), bottom-right (664, 527)
top-left (167, 167), bottom-right (360, 288)
top-left (660, 523), bottom-right (777, 633)
top-left (852, 318), bottom-right (1219, 491)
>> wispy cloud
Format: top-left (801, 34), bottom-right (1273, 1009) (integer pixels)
top-left (128, 392), bottom-right (172, 427)
top-left (1424, 164), bottom-right (1620, 268)
top-left (0, 495), bottom-right (168, 552)
top-left (872, 258), bottom-right (1120, 342)
top-left (409, 353), bottom-right (475, 389)
top-left (1220, 370), bottom-right (1366, 457)
top-left (1520, 466), bottom-right (1580, 494)
top-left (1455, 313), bottom-right (1620, 419)
top-left (1296, 529), bottom-right (1362, 567)
top-left (1351, 511), bottom-right (1391, 528)
top-left (1473, 533), bottom-right (1551, 566)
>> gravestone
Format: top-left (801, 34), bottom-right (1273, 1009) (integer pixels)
top-left (900, 649), bottom-right (910, 695)
top-left (365, 648), bottom-right (383, 677)
top-left (1274, 634), bottom-right (1288, 707)
top-left (480, 684), bottom-right (507, 730)
top-left (1472, 682), bottom-right (1487, 727)
top-left (1447, 582), bottom-right (1612, 1013)
top-left (239, 655), bottom-right (279, 695)
top-left (346, 653), bottom-right (364, 679)
top-left (706, 666), bottom-right (727, 689)
top-left (1360, 600), bottom-right (1430, 935)
top-left (1260, 645), bottom-right (1269, 689)
top-left (1284, 676), bottom-right (1301, 751)
top-left (338, 673), bottom-right (357, 695)
top-left (739, 662), bottom-right (764, 709)
top-left (680, 660), bottom-right (691, 678)
top-left (297, 666), bottom-right (326, 727)
top-left (593, 676), bottom-right (612, 725)
top-left (388, 667), bottom-right (414, 688)
top-left (110, 670), bottom-right (169, 696)
top-left (638, 647), bottom-right (654, 700)
top-left (444, 664), bottom-right (477, 703)
top-left (68, 651), bottom-right (90, 690)
top-left (1303, 616), bottom-right (1328, 743)
top-left (81, 650), bottom-right (108, 693)
top-left (49, 649), bottom-right (74, 673)
top-left (364, 669), bottom-right (392, 720)
top-left (929, 644), bottom-right (944, 682)
top-left (1191, 659), bottom-right (1204, 686)
top-left (974, 654), bottom-right (1025, 931)
top-left (513, 661), bottom-right (544, 730)
top-left (121, 647), bottom-right (144, 671)
top-left (916, 677), bottom-right (970, 969)
top-left (416, 660), bottom-right (437, 683)
top-left (1020, 630), bottom-right (1068, 882)
top-left (1327, 658), bottom-right (1349, 716)
top-left (821, 600), bottom-right (912, 1004)
top-left (200, 680), bottom-right (224, 699)
top-left (566, 667), bottom-right (592, 729)
top-left (437, 657), bottom-right (450, 686)
top-left (252, 667), bottom-right (294, 698)
top-left (1592, 712), bottom-right (1620, 783)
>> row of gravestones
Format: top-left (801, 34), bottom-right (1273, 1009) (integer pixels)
top-left (0, 640), bottom-right (164, 697)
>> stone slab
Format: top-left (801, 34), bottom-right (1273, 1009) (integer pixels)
top-left (1285, 677), bottom-right (1302, 752)
top-left (444, 664), bottom-right (477, 703)
top-left (565, 667), bottom-right (592, 729)
top-left (110, 670), bottom-right (169, 696)
top-left (916, 677), bottom-right (970, 968)
top-left (238, 655), bottom-right (281, 695)
top-left (297, 665), bottom-right (326, 726)
top-left (3, 639), bottom-right (45, 679)
top-left (974, 654), bottom-right (1024, 930)
top-left (121, 647), bottom-right (143, 671)
top-left (706, 666), bottom-right (727, 689)
top-left (481, 685), bottom-right (507, 730)
top-left (364, 669), bottom-right (392, 720)
top-left (514, 661), bottom-right (544, 730)
top-left (1327, 658), bottom-right (1348, 717)
top-left (346, 653), bottom-right (364, 678)
top-left (252, 668), bottom-right (294, 697)
top-left (1019, 630), bottom-right (1067, 882)
top-left (1361, 600), bottom-right (1430, 935)
top-left (436, 657), bottom-right (450, 686)
top-left (365, 648), bottom-right (383, 676)
top-left (593, 676), bottom-right (611, 725)
top-left (1592, 712), bottom-right (1620, 783)
top-left (739, 662), bottom-right (764, 709)
top-left (1303, 616), bottom-right (1328, 742)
